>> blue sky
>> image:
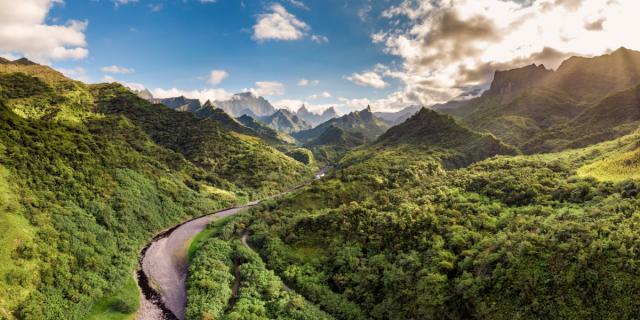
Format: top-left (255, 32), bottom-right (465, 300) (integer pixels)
top-left (3, 0), bottom-right (639, 113)
top-left (44, 0), bottom-right (404, 113)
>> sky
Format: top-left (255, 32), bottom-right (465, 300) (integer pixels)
top-left (2, 0), bottom-right (640, 113)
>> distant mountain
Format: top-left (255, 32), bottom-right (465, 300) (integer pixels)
top-left (374, 105), bottom-right (422, 126)
top-left (155, 96), bottom-right (202, 112)
top-left (192, 100), bottom-right (255, 135)
top-left (439, 47), bottom-right (640, 150)
top-left (215, 92), bottom-right (276, 117)
top-left (305, 125), bottom-right (366, 163)
top-left (293, 106), bottom-right (389, 145)
top-left (236, 114), bottom-right (296, 144)
top-left (377, 108), bottom-right (518, 166)
top-left (134, 88), bottom-right (154, 100)
top-left (258, 109), bottom-right (311, 133)
top-left (296, 105), bottom-right (338, 126)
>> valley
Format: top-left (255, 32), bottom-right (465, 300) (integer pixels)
top-left (2, 3), bottom-right (640, 318)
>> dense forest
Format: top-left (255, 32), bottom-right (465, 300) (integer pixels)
top-left (3, 46), bottom-right (640, 320)
top-left (0, 61), bottom-right (314, 319)
top-left (185, 49), bottom-right (640, 319)
top-left (239, 127), bottom-right (640, 319)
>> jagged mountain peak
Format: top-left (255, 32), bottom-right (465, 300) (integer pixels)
top-left (487, 63), bottom-right (553, 99)
top-left (321, 106), bottom-right (337, 116)
top-left (203, 100), bottom-right (215, 108)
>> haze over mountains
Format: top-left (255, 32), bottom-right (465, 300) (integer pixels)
top-left (441, 47), bottom-right (640, 153)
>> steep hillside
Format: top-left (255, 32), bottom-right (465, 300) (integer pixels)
top-left (192, 100), bottom-right (255, 136)
top-left (91, 84), bottom-right (312, 195)
top-left (375, 108), bottom-right (518, 166)
top-left (154, 95), bottom-right (202, 112)
top-left (305, 125), bottom-right (367, 163)
top-left (524, 84), bottom-right (640, 153)
top-left (258, 108), bottom-right (311, 133)
top-left (547, 47), bottom-right (640, 103)
top-left (236, 114), bottom-right (296, 144)
top-left (439, 48), bottom-right (640, 149)
top-left (0, 59), bottom-right (313, 319)
top-left (215, 92), bottom-right (276, 117)
top-left (293, 106), bottom-right (389, 144)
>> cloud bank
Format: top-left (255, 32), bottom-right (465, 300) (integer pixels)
top-left (362, 0), bottom-right (640, 109)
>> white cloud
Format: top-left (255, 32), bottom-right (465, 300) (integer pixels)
top-left (113, 0), bottom-right (138, 5)
top-left (102, 75), bottom-right (146, 91)
top-left (287, 0), bottom-right (308, 10)
top-left (346, 71), bottom-right (388, 89)
top-left (311, 35), bottom-right (329, 44)
top-left (250, 81), bottom-right (285, 96)
top-left (101, 65), bottom-right (135, 74)
top-left (253, 3), bottom-right (308, 41)
top-left (200, 0), bottom-right (217, 3)
top-left (297, 78), bottom-right (319, 86)
top-left (57, 66), bottom-right (89, 82)
top-left (0, 0), bottom-right (88, 63)
top-left (151, 87), bottom-right (233, 103)
top-left (207, 70), bottom-right (228, 86)
top-left (358, 5), bottom-right (372, 22)
top-left (309, 91), bottom-right (332, 99)
top-left (370, 0), bottom-right (640, 107)
top-left (148, 3), bottom-right (163, 12)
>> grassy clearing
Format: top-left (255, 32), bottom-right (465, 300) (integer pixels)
top-left (577, 147), bottom-right (640, 182)
top-left (87, 276), bottom-right (139, 320)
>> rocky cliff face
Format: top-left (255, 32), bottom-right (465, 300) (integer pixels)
top-left (215, 92), bottom-right (276, 117)
top-left (296, 105), bottom-right (338, 126)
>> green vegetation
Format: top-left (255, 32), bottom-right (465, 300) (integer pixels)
top-left (293, 106), bottom-right (388, 145)
top-left (87, 276), bottom-right (139, 320)
top-left (234, 124), bottom-right (640, 319)
top-left (236, 114), bottom-right (297, 145)
top-left (442, 48), bottom-right (640, 153)
top-left (91, 83), bottom-right (313, 199)
top-left (0, 60), bottom-right (314, 319)
top-left (286, 148), bottom-right (316, 165)
top-left (186, 216), bottom-right (332, 320)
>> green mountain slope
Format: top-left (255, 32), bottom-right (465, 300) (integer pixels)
top-left (239, 118), bottom-right (640, 320)
top-left (0, 59), bottom-right (313, 319)
top-left (442, 48), bottom-right (640, 150)
top-left (258, 108), bottom-right (311, 133)
top-left (375, 108), bottom-right (518, 167)
top-left (236, 114), bottom-right (296, 144)
top-left (293, 106), bottom-right (389, 144)
top-left (193, 100), bottom-right (256, 136)
top-left (91, 84), bottom-right (312, 195)
top-left (305, 125), bottom-right (367, 163)
top-left (524, 84), bottom-right (640, 153)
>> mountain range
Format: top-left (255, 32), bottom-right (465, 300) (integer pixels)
top-left (214, 92), bottom-right (276, 117)
top-left (441, 47), bottom-right (640, 153)
top-left (374, 105), bottom-right (422, 126)
top-left (296, 104), bottom-right (338, 126)
top-left (256, 108), bottom-right (311, 133)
